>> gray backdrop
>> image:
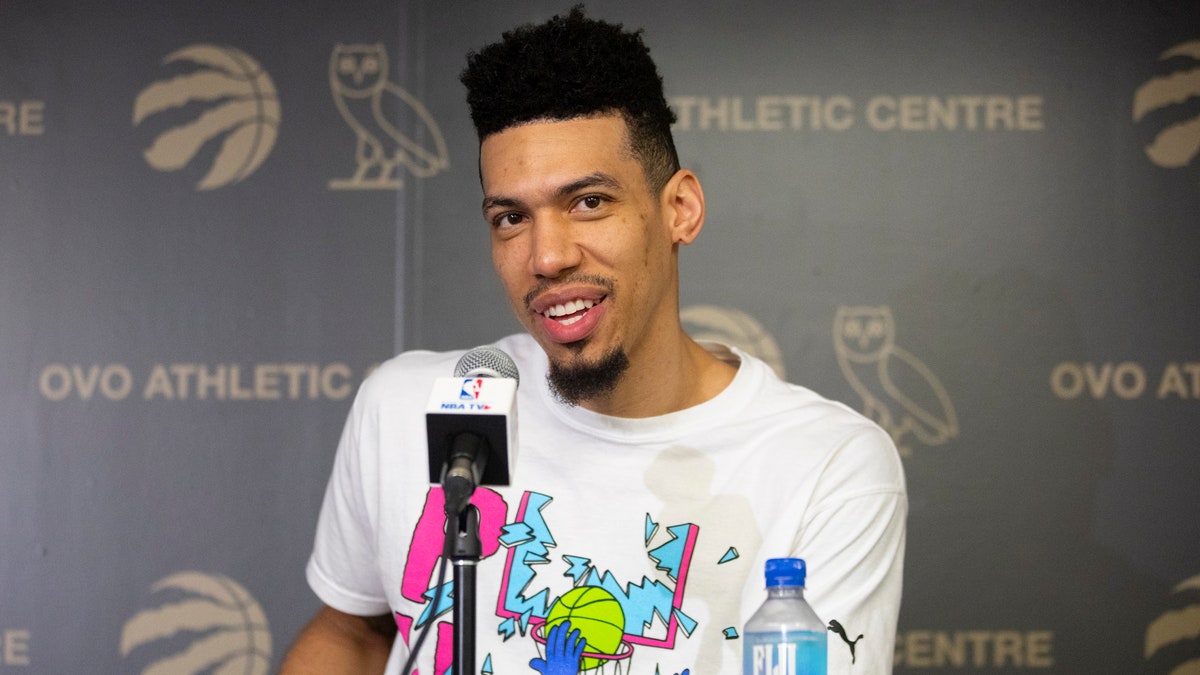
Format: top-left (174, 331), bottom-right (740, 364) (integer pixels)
top-left (2, 1), bottom-right (1198, 673)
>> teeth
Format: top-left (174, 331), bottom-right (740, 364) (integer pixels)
top-left (544, 298), bottom-right (595, 319)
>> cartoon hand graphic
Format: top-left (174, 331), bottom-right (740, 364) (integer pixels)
top-left (529, 620), bottom-right (584, 675)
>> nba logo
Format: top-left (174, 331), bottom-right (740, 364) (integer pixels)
top-left (459, 378), bottom-right (483, 400)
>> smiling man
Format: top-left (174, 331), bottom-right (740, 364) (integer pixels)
top-left (481, 114), bottom-right (724, 416)
top-left (282, 8), bottom-right (905, 675)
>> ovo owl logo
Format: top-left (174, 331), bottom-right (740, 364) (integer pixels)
top-left (834, 306), bottom-right (958, 457)
top-left (134, 45), bottom-right (280, 190)
top-left (121, 571), bottom-right (272, 674)
top-left (328, 43), bottom-right (449, 190)
top-left (1133, 40), bottom-right (1200, 171)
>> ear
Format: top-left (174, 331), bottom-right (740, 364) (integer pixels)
top-left (661, 169), bottom-right (706, 245)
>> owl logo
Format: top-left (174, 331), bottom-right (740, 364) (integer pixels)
top-left (834, 306), bottom-right (958, 456)
top-left (328, 43), bottom-right (449, 190)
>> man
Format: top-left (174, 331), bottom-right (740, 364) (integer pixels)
top-left (282, 8), bottom-right (905, 675)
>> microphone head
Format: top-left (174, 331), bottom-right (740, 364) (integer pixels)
top-left (454, 346), bottom-right (520, 384)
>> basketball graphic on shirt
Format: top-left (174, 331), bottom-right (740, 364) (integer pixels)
top-left (544, 586), bottom-right (626, 670)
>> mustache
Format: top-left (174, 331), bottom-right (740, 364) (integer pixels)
top-left (523, 274), bottom-right (615, 310)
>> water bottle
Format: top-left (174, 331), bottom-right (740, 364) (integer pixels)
top-left (743, 558), bottom-right (827, 675)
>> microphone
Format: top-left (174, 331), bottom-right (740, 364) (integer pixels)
top-left (426, 346), bottom-right (519, 515)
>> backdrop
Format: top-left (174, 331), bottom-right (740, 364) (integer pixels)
top-left (2, 1), bottom-right (1197, 673)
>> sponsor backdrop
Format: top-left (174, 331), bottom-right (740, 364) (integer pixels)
top-left (1, 1), bottom-right (1197, 672)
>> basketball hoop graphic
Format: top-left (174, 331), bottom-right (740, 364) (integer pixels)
top-left (532, 586), bottom-right (634, 674)
top-left (532, 622), bottom-right (634, 675)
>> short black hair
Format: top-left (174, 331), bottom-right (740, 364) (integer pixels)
top-left (460, 6), bottom-right (680, 193)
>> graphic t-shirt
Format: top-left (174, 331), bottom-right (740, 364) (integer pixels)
top-left (307, 333), bottom-right (906, 674)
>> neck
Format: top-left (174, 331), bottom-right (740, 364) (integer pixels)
top-left (578, 333), bottom-right (737, 418)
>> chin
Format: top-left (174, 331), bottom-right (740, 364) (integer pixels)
top-left (549, 336), bottom-right (602, 360)
top-left (545, 345), bottom-right (630, 406)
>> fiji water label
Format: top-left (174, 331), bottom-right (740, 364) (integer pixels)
top-left (743, 630), bottom-right (827, 675)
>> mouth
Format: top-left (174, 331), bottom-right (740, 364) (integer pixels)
top-left (527, 281), bottom-right (611, 345)
top-left (541, 297), bottom-right (601, 327)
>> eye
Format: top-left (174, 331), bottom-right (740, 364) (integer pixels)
top-left (573, 194), bottom-right (606, 213)
top-left (492, 212), bottom-right (525, 229)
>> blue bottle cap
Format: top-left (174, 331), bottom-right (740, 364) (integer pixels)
top-left (764, 557), bottom-right (807, 587)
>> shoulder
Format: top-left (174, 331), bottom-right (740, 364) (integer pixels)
top-left (729, 345), bottom-right (877, 431)
top-left (730, 345), bottom-right (904, 486)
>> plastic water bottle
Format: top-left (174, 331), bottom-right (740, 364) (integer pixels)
top-left (743, 558), bottom-right (827, 675)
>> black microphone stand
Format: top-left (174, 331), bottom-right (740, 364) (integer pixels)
top-left (446, 505), bottom-right (480, 675)
top-left (442, 433), bottom-right (487, 675)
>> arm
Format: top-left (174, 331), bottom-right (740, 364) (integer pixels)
top-left (799, 425), bottom-right (907, 674)
top-left (290, 384), bottom-right (395, 674)
top-left (280, 605), bottom-right (396, 675)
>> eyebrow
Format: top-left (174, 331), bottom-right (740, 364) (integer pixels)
top-left (482, 172), bottom-right (623, 212)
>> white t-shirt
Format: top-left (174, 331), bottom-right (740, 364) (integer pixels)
top-left (307, 333), bottom-right (906, 674)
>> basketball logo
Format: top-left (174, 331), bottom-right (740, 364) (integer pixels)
top-left (1145, 574), bottom-right (1200, 672)
top-left (120, 571), bottom-right (271, 674)
top-left (543, 586), bottom-right (627, 670)
top-left (1133, 40), bottom-right (1200, 171)
top-left (134, 44), bottom-right (280, 190)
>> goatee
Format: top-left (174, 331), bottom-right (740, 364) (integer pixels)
top-left (546, 347), bottom-right (630, 406)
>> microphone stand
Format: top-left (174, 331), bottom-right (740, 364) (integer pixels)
top-left (442, 434), bottom-right (486, 675)
top-left (445, 504), bottom-right (480, 675)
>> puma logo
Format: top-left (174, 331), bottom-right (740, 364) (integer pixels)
top-left (828, 619), bottom-right (864, 664)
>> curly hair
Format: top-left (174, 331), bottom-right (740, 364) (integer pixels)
top-left (460, 6), bottom-right (680, 193)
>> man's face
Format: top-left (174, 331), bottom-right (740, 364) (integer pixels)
top-left (480, 115), bottom-right (679, 402)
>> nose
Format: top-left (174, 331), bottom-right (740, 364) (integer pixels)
top-left (528, 216), bottom-right (581, 279)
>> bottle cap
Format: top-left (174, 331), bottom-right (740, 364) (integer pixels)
top-left (764, 557), bottom-right (806, 587)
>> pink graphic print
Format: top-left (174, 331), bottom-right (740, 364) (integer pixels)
top-left (397, 487), bottom-right (508, 673)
